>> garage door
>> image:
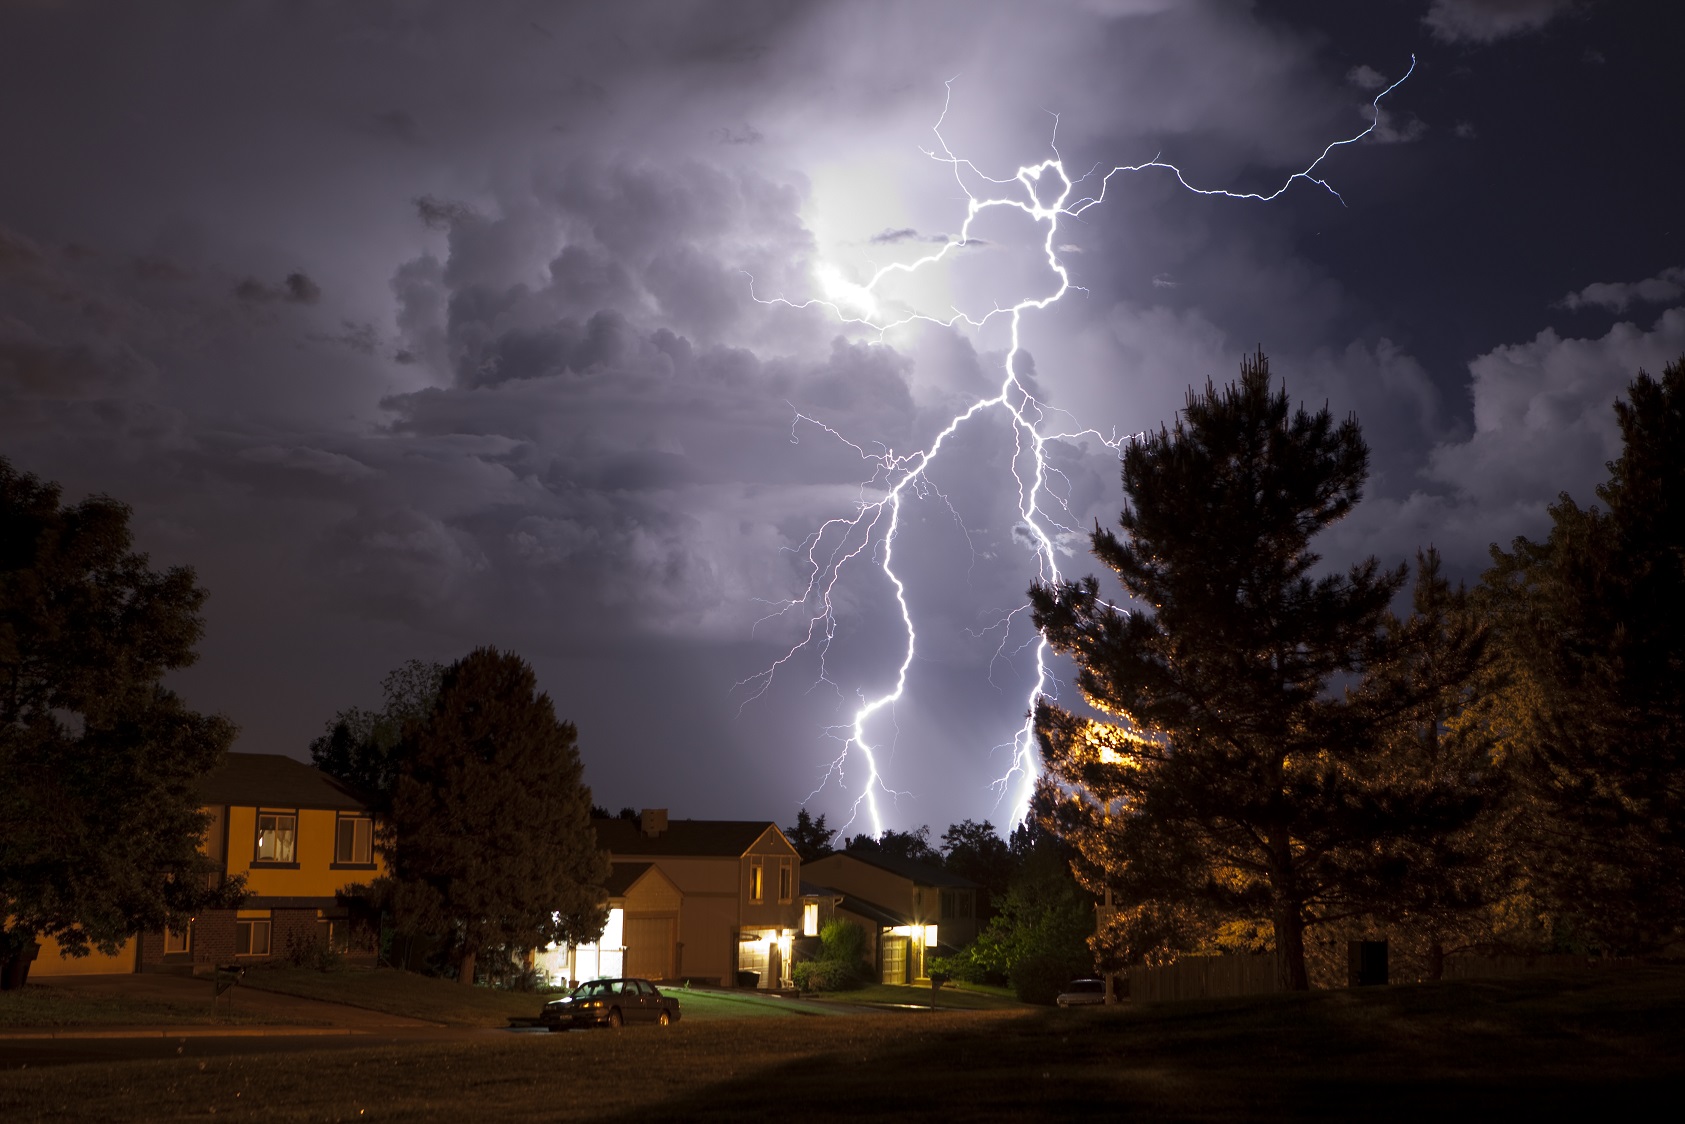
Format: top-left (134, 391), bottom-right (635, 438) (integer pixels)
top-left (624, 916), bottom-right (676, 980)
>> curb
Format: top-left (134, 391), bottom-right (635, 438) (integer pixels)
top-left (0, 1027), bottom-right (359, 1040)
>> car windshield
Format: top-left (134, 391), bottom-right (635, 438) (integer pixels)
top-left (1067, 980), bottom-right (1104, 993)
top-left (574, 981), bottom-right (615, 998)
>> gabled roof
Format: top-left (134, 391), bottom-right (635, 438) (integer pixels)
top-left (811, 849), bottom-right (981, 890)
top-left (593, 818), bottom-right (789, 858)
top-left (605, 862), bottom-right (656, 897)
top-left (198, 752), bottom-right (371, 812)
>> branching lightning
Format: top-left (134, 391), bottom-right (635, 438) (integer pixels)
top-left (740, 59), bottom-right (1416, 836)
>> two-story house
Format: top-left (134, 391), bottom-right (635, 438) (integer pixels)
top-left (569, 810), bottom-right (805, 988)
top-left (32, 752), bottom-right (384, 976)
top-left (803, 850), bottom-right (982, 983)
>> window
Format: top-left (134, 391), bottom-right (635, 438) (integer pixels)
top-left (940, 890), bottom-right (955, 919)
top-left (777, 859), bottom-right (793, 903)
top-left (236, 919), bottom-right (271, 956)
top-left (749, 859), bottom-right (764, 902)
top-left (335, 814), bottom-right (373, 865)
top-left (958, 892), bottom-right (973, 919)
top-left (255, 812), bottom-right (297, 863)
top-left (164, 925), bottom-right (191, 954)
top-left (803, 901), bottom-right (819, 937)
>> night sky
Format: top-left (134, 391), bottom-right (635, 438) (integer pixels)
top-left (2, 0), bottom-right (1679, 835)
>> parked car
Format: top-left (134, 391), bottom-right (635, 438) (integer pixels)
top-left (540, 977), bottom-right (682, 1030)
top-left (1056, 978), bottom-right (1107, 1007)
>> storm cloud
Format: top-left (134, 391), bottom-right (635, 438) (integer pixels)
top-left (0, 0), bottom-right (1674, 831)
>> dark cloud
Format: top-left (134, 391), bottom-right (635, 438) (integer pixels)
top-left (1422, 0), bottom-right (1577, 43)
top-left (0, 0), bottom-right (1672, 832)
top-left (234, 271), bottom-right (322, 305)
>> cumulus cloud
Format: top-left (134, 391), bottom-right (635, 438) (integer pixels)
top-left (1422, 0), bottom-right (1576, 44)
top-left (1347, 64), bottom-right (1389, 91)
top-left (1425, 308), bottom-right (1685, 507)
top-left (1559, 266), bottom-right (1685, 313)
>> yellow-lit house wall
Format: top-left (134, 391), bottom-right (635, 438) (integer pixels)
top-left (29, 935), bottom-right (138, 976)
top-left (221, 805), bottom-right (385, 898)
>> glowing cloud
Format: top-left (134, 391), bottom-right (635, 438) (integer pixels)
top-left (742, 60), bottom-right (1416, 836)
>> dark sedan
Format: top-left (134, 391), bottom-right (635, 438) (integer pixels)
top-left (539, 978), bottom-right (682, 1030)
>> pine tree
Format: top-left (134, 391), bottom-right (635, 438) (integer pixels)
top-left (384, 647), bottom-right (610, 984)
top-left (1481, 356), bottom-right (1685, 952)
top-left (1030, 353), bottom-right (1484, 989)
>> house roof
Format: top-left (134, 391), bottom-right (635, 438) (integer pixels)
top-left (605, 862), bottom-right (656, 897)
top-left (593, 818), bottom-right (787, 858)
top-left (833, 892), bottom-right (910, 929)
top-left (814, 850), bottom-right (982, 890)
top-left (197, 752), bottom-right (371, 812)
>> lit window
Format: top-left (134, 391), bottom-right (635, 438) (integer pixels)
top-left (256, 813), bottom-right (296, 863)
top-left (778, 859), bottom-right (793, 903)
top-left (803, 901), bottom-right (818, 937)
top-left (749, 860), bottom-right (764, 902)
top-left (335, 814), bottom-right (373, 864)
top-left (236, 919), bottom-right (271, 956)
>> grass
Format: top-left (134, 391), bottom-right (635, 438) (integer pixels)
top-left (0, 984), bottom-right (314, 1030)
top-left (8, 967), bottom-right (1679, 1120)
top-left (661, 989), bottom-right (815, 1020)
top-left (810, 981), bottom-right (1028, 1011)
top-left (235, 966), bottom-right (542, 1028)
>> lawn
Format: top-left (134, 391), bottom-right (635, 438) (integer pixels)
top-left (0, 984), bottom-right (313, 1030)
top-left (6, 967), bottom-right (1679, 1120)
top-left (236, 966), bottom-right (543, 1028)
top-left (809, 981), bottom-right (1028, 1011)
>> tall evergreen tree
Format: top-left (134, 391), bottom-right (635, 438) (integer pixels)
top-left (1030, 353), bottom-right (1483, 989)
top-left (1481, 356), bottom-right (1685, 952)
top-left (783, 808), bottom-right (837, 862)
top-left (1, 459), bottom-right (240, 979)
top-left (384, 646), bottom-right (609, 984)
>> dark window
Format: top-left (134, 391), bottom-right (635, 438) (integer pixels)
top-left (335, 814), bottom-right (373, 864)
top-left (236, 919), bottom-right (271, 956)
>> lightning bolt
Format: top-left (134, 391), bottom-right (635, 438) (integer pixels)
top-left (741, 59), bottom-right (1416, 836)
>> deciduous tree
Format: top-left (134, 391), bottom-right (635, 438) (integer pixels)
top-left (0, 459), bottom-right (239, 980)
top-left (309, 658), bottom-right (444, 811)
top-left (383, 646), bottom-right (609, 984)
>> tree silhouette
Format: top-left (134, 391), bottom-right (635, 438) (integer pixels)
top-left (1, 458), bottom-right (240, 979)
top-left (1482, 355), bottom-right (1685, 952)
top-left (384, 646), bottom-right (609, 984)
top-left (1031, 353), bottom-right (1482, 989)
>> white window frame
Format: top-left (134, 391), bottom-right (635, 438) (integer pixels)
top-left (236, 919), bottom-right (272, 957)
top-left (255, 811), bottom-right (297, 863)
top-left (335, 813), bottom-right (373, 865)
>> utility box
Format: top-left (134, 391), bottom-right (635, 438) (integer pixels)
top-left (1347, 940), bottom-right (1388, 987)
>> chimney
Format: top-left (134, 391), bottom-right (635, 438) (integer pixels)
top-left (640, 808), bottom-right (668, 838)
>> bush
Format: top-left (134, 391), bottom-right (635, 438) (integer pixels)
top-left (282, 930), bottom-right (343, 973)
top-left (819, 919), bottom-right (866, 964)
top-left (793, 958), bottom-right (859, 992)
top-left (1009, 949), bottom-right (1092, 1005)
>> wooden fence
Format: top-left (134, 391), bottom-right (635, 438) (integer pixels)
top-left (1128, 953), bottom-right (1279, 1002)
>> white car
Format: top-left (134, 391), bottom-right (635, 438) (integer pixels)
top-left (1056, 978), bottom-right (1107, 1007)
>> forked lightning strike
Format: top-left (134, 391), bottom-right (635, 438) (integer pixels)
top-left (740, 59), bottom-right (1416, 836)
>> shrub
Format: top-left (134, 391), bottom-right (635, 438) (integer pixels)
top-left (819, 919), bottom-right (866, 964)
top-left (793, 958), bottom-right (859, 992)
top-left (282, 930), bottom-right (343, 972)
